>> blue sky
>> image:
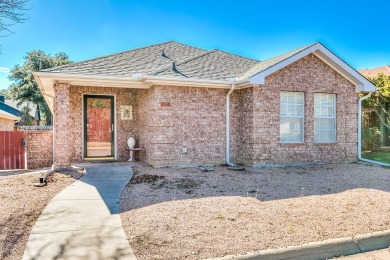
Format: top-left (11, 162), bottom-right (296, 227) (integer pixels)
top-left (1, 0), bottom-right (389, 90)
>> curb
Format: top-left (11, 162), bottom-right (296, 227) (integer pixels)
top-left (207, 229), bottom-right (390, 260)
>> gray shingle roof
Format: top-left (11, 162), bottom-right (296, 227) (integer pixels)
top-left (152, 50), bottom-right (259, 80)
top-left (43, 41), bottom-right (207, 77)
top-left (41, 41), bottom-right (316, 81)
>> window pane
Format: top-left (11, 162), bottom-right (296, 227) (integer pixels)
top-left (314, 94), bottom-right (336, 143)
top-left (280, 92), bottom-right (304, 117)
top-left (280, 92), bottom-right (304, 143)
top-left (280, 117), bottom-right (303, 143)
top-left (280, 101), bottom-right (288, 116)
top-left (327, 106), bottom-right (334, 117)
top-left (314, 118), bottom-right (335, 143)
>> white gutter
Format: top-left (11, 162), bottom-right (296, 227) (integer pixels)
top-left (226, 84), bottom-right (236, 166)
top-left (141, 75), bottom-right (248, 86)
top-left (52, 113), bottom-right (55, 166)
top-left (358, 92), bottom-right (390, 166)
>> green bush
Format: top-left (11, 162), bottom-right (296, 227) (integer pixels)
top-left (362, 127), bottom-right (381, 151)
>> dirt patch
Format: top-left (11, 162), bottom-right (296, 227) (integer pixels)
top-left (130, 174), bottom-right (165, 184)
top-left (120, 163), bottom-right (390, 259)
top-left (0, 168), bottom-right (84, 260)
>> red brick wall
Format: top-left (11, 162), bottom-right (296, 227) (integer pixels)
top-left (231, 87), bottom-right (255, 165)
top-left (139, 86), bottom-right (227, 167)
top-left (234, 54), bottom-right (358, 165)
top-left (53, 84), bottom-right (71, 168)
top-left (26, 130), bottom-right (53, 169)
top-left (137, 88), bottom-right (154, 163)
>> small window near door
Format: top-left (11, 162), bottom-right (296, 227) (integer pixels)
top-left (280, 91), bottom-right (304, 143)
top-left (314, 93), bottom-right (336, 143)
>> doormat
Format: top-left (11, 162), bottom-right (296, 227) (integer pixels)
top-left (87, 160), bottom-right (117, 163)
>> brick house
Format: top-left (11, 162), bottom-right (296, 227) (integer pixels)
top-left (33, 41), bottom-right (375, 168)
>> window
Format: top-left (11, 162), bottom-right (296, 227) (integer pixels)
top-left (314, 93), bottom-right (336, 143)
top-left (280, 91), bottom-right (304, 143)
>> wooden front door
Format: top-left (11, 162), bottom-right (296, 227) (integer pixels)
top-left (84, 95), bottom-right (114, 159)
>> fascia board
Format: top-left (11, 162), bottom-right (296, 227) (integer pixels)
top-left (0, 111), bottom-right (20, 120)
top-left (141, 75), bottom-right (238, 88)
top-left (34, 73), bottom-right (55, 112)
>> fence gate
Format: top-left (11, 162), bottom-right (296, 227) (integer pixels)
top-left (0, 131), bottom-right (26, 170)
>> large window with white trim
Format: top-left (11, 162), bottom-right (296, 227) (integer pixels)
top-left (314, 93), bottom-right (336, 143)
top-left (280, 91), bottom-right (304, 143)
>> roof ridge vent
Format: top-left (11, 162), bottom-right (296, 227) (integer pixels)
top-left (161, 49), bottom-right (168, 58)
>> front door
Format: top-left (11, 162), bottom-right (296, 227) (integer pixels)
top-left (84, 95), bottom-right (114, 159)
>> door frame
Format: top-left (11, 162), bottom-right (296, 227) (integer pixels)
top-left (82, 94), bottom-right (116, 159)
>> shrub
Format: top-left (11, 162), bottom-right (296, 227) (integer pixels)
top-left (362, 127), bottom-right (381, 151)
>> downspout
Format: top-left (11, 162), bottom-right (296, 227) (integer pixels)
top-left (52, 112), bottom-right (55, 166)
top-left (358, 92), bottom-right (390, 166)
top-left (226, 84), bottom-right (236, 166)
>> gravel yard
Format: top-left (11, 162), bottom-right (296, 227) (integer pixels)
top-left (120, 162), bottom-right (390, 260)
top-left (0, 168), bottom-right (84, 260)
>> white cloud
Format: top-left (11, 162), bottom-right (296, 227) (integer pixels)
top-left (0, 67), bottom-right (10, 74)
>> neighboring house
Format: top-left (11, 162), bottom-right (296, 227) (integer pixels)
top-left (33, 41), bottom-right (376, 168)
top-left (4, 99), bottom-right (39, 126)
top-left (0, 94), bottom-right (39, 127)
top-left (0, 95), bottom-right (21, 130)
top-left (359, 66), bottom-right (390, 78)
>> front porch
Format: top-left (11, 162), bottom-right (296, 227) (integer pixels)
top-left (53, 84), bottom-right (146, 167)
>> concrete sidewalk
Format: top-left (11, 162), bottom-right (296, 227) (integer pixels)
top-left (22, 163), bottom-right (136, 260)
top-left (342, 248), bottom-right (390, 259)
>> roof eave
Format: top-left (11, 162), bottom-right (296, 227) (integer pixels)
top-left (141, 75), bottom-right (247, 89)
top-left (248, 43), bottom-right (377, 93)
top-left (34, 72), bottom-right (251, 112)
top-left (0, 111), bottom-right (20, 121)
top-left (34, 72), bottom-right (149, 112)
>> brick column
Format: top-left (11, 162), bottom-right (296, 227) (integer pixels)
top-left (53, 83), bottom-right (71, 168)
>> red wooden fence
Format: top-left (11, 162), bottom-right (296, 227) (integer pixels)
top-left (0, 131), bottom-right (26, 170)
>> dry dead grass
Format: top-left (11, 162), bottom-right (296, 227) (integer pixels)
top-left (120, 163), bottom-right (390, 260)
top-left (0, 169), bottom-right (83, 260)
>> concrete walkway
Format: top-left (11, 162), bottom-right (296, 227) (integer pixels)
top-left (22, 163), bottom-right (136, 260)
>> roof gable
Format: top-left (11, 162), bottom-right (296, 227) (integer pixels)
top-left (239, 44), bottom-right (315, 80)
top-left (247, 42), bottom-right (376, 92)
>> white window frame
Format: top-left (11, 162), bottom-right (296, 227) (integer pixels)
top-left (279, 91), bottom-right (305, 143)
top-left (314, 93), bottom-right (336, 143)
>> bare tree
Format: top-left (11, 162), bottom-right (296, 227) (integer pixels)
top-left (0, 0), bottom-right (28, 35)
